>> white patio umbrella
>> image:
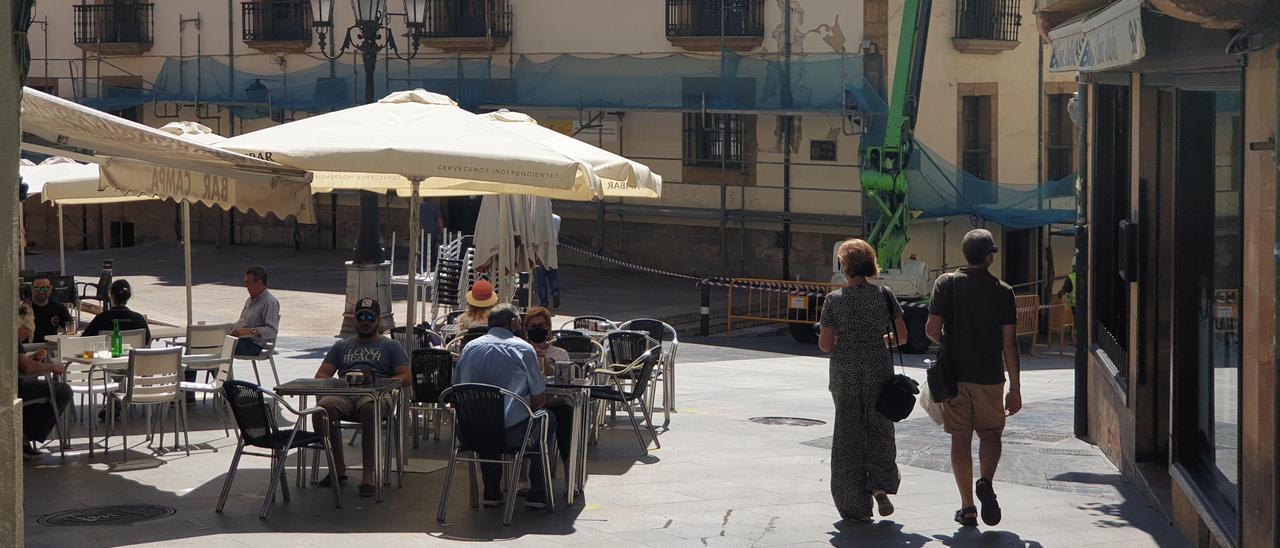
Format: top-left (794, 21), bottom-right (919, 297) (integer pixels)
top-left (26, 157), bottom-right (151, 275)
top-left (217, 89), bottom-right (603, 350)
top-left (19, 157), bottom-right (102, 270)
top-left (480, 110), bottom-right (663, 199)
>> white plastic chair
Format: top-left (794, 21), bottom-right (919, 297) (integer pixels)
top-left (230, 320), bottom-right (281, 387)
top-left (180, 336), bottom-right (238, 437)
top-left (110, 347), bottom-right (187, 460)
top-left (50, 334), bottom-right (116, 457)
top-left (119, 328), bottom-right (149, 350)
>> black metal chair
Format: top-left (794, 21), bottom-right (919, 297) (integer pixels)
top-left (436, 383), bottom-right (554, 526)
top-left (591, 344), bottom-right (662, 454)
top-left (552, 334), bottom-right (604, 378)
top-left (391, 325), bottom-right (444, 350)
top-left (619, 318), bottom-right (680, 427)
top-left (75, 261), bottom-right (113, 326)
top-left (551, 328), bottom-right (587, 339)
top-left (218, 380), bottom-right (342, 519)
top-left (411, 348), bottom-right (454, 446)
top-left (560, 315), bottom-right (618, 333)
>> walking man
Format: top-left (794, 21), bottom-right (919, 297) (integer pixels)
top-left (925, 229), bottom-right (1021, 527)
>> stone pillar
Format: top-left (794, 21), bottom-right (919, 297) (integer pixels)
top-left (0, 0), bottom-right (26, 541)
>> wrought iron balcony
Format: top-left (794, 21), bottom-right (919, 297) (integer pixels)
top-left (666, 0), bottom-right (764, 51)
top-left (421, 0), bottom-right (511, 51)
top-left (74, 3), bottom-right (154, 53)
top-left (242, 1), bottom-right (313, 51)
top-left (953, 0), bottom-right (1022, 53)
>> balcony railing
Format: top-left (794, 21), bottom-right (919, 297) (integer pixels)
top-left (954, 0), bottom-right (1021, 41)
top-left (243, 1), bottom-right (313, 43)
top-left (423, 0), bottom-right (511, 39)
top-left (666, 0), bottom-right (764, 38)
top-left (74, 3), bottom-right (154, 46)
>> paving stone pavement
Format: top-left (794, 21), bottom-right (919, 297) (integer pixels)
top-left (19, 247), bottom-right (1186, 547)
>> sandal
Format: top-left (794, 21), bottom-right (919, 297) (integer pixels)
top-left (976, 478), bottom-right (1002, 526)
top-left (358, 484), bottom-right (376, 498)
top-left (954, 506), bottom-right (978, 527)
top-left (315, 473), bottom-right (348, 487)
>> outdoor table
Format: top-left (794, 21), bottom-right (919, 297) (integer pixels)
top-left (546, 381), bottom-right (598, 506)
top-left (273, 377), bottom-right (404, 503)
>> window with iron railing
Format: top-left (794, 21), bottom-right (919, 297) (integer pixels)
top-left (961, 94), bottom-right (997, 204)
top-left (242, 1), bottom-right (313, 43)
top-left (954, 0), bottom-right (1021, 42)
top-left (424, 0), bottom-right (511, 39)
top-left (683, 113), bottom-right (744, 168)
top-left (74, 3), bottom-right (154, 45)
top-left (666, 0), bottom-right (764, 38)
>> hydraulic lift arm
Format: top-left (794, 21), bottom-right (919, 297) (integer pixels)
top-left (861, 0), bottom-right (932, 270)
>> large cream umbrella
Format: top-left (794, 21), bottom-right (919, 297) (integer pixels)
top-left (480, 110), bottom-right (663, 199)
top-left (217, 89), bottom-right (603, 350)
top-left (25, 157), bottom-right (150, 275)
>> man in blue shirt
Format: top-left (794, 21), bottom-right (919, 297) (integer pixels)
top-left (453, 303), bottom-right (556, 509)
top-left (312, 298), bottom-right (410, 498)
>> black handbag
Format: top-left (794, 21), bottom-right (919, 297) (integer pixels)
top-left (876, 285), bottom-right (919, 422)
top-left (926, 276), bottom-right (958, 403)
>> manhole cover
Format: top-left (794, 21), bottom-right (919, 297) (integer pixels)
top-left (749, 416), bottom-right (826, 427)
top-left (38, 504), bottom-right (176, 527)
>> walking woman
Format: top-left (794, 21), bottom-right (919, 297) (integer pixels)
top-left (818, 239), bottom-right (909, 522)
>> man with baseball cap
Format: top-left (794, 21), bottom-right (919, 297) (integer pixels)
top-left (925, 228), bottom-right (1021, 528)
top-left (311, 298), bottom-right (410, 498)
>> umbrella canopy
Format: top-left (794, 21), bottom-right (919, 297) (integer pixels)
top-left (30, 158), bottom-right (150, 206)
top-left (20, 157), bottom-right (104, 198)
top-left (481, 110), bottom-right (662, 199)
top-left (21, 88), bottom-right (316, 223)
top-left (217, 90), bottom-right (602, 200)
top-left (473, 195), bottom-right (559, 304)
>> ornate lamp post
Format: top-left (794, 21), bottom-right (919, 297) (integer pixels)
top-left (311, 0), bottom-right (427, 264)
top-left (311, 0), bottom-right (427, 333)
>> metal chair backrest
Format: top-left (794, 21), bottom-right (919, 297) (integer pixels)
top-left (552, 329), bottom-right (586, 339)
top-left (459, 327), bottom-right (489, 351)
top-left (392, 325), bottom-right (444, 349)
top-left (125, 346), bottom-right (183, 404)
top-left (119, 328), bottom-right (148, 350)
top-left (187, 323), bottom-right (234, 355)
top-left (410, 348), bottom-right (454, 404)
top-left (619, 319), bottom-right (678, 344)
top-left (210, 335), bottom-right (238, 387)
top-left (604, 330), bottom-right (656, 366)
top-left (222, 380), bottom-right (281, 449)
top-left (563, 316), bottom-right (618, 333)
top-left (552, 334), bottom-right (595, 354)
top-left (51, 275), bottom-right (78, 305)
top-left (623, 347), bottom-right (662, 400)
top-left (441, 383), bottom-right (533, 454)
top-left (91, 271), bottom-right (111, 300)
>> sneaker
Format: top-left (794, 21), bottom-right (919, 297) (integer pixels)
top-left (525, 492), bottom-right (548, 509)
top-left (976, 478), bottom-right (1002, 526)
top-left (22, 443), bottom-right (44, 460)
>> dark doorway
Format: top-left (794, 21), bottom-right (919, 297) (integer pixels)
top-left (1002, 228), bottom-right (1035, 287)
top-left (109, 221), bottom-right (135, 248)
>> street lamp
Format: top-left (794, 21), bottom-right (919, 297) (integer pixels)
top-left (311, 0), bottom-right (427, 263)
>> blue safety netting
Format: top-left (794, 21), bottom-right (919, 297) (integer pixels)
top-left (82, 50), bottom-right (1074, 229)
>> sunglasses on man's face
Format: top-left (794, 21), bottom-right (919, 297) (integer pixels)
top-left (32, 286), bottom-right (51, 293)
top-left (355, 312), bottom-right (377, 323)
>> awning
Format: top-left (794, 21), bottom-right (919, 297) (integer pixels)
top-left (1048, 0), bottom-right (1146, 73)
top-left (20, 87), bottom-right (317, 223)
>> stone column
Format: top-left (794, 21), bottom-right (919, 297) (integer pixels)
top-left (0, 0), bottom-right (26, 541)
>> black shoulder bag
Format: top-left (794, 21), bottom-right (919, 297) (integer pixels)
top-left (875, 285), bottom-right (919, 422)
top-left (926, 275), bottom-right (958, 403)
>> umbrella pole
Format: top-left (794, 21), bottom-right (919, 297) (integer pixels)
top-left (405, 180), bottom-right (420, 353)
top-left (58, 205), bottom-right (65, 276)
top-left (18, 202), bottom-right (24, 271)
top-left (182, 201), bottom-right (193, 326)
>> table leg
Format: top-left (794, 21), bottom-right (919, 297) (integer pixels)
top-left (566, 392), bottom-right (581, 506)
top-left (578, 390), bottom-right (589, 491)
top-left (374, 399), bottom-right (383, 503)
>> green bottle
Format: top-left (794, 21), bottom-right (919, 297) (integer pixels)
top-left (111, 319), bottom-right (122, 357)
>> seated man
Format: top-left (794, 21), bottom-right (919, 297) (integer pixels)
top-left (28, 274), bottom-right (74, 343)
top-left (453, 303), bottom-right (556, 509)
top-left (17, 305), bottom-right (72, 459)
top-left (311, 298), bottom-right (410, 498)
top-left (231, 265), bottom-right (280, 357)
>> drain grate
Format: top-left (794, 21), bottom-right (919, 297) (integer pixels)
top-left (1037, 448), bottom-right (1097, 457)
top-left (749, 416), bottom-right (826, 427)
top-left (38, 504), bottom-right (176, 527)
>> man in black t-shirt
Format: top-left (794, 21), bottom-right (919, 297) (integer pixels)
top-left (28, 275), bottom-right (73, 343)
top-left (926, 229), bottom-right (1021, 529)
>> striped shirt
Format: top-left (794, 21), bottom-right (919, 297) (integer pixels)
top-left (234, 289), bottom-right (280, 344)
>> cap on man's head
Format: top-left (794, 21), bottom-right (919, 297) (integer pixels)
top-left (961, 229), bottom-right (998, 265)
top-left (355, 298), bottom-right (381, 317)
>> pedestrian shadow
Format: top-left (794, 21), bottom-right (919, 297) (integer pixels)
top-left (932, 527), bottom-right (1044, 547)
top-left (828, 519), bottom-right (932, 547)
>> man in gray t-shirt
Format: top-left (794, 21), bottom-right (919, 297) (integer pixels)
top-left (311, 298), bottom-right (410, 497)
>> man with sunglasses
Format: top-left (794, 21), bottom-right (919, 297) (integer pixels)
top-left (27, 274), bottom-right (73, 343)
top-left (311, 298), bottom-right (410, 498)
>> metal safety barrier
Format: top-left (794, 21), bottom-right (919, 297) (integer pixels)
top-left (725, 278), bottom-right (841, 338)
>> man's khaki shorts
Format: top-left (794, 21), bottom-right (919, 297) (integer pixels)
top-left (942, 382), bottom-right (1006, 439)
top-left (316, 395), bottom-right (389, 420)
